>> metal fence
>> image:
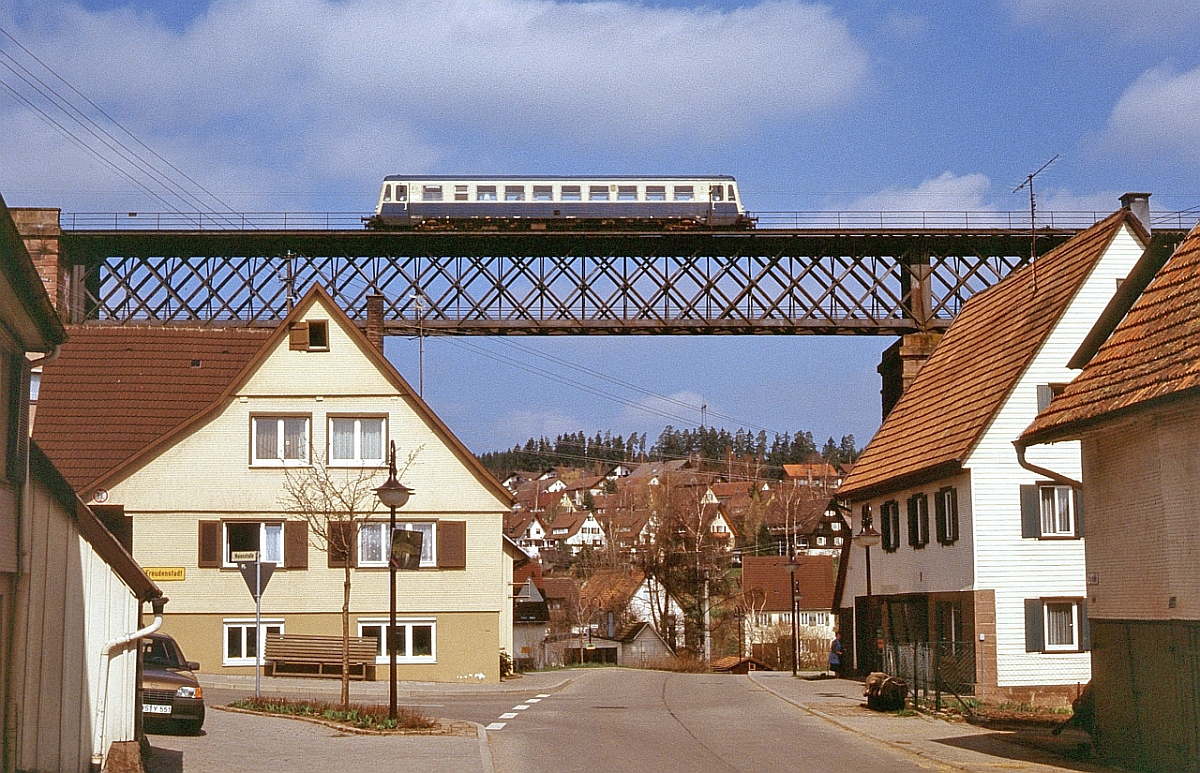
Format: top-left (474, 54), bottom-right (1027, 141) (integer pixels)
top-left (881, 640), bottom-right (977, 709)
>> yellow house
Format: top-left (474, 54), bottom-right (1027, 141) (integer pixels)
top-left (35, 285), bottom-right (516, 683)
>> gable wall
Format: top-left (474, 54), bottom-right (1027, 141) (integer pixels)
top-left (94, 302), bottom-right (510, 681)
top-left (1083, 401), bottom-right (1200, 622)
top-left (964, 223), bottom-right (1145, 686)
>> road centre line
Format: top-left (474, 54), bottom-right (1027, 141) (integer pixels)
top-left (485, 722), bottom-right (506, 730)
top-left (500, 712), bottom-right (518, 719)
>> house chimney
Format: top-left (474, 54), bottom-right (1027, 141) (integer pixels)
top-left (1120, 192), bottom-right (1152, 234)
top-left (366, 294), bottom-right (385, 353)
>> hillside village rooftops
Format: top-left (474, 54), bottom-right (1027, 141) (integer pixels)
top-left (1021, 220), bottom-right (1200, 445)
top-left (839, 209), bottom-right (1146, 500)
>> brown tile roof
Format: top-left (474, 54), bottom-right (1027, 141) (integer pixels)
top-left (782, 463), bottom-right (838, 480)
top-left (1021, 221), bottom-right (1200, 444)
top-left (839, 210), bottom-right (1143, 500)
top-left (34, 325), bottom-right (271, 490)
top-left (580, 568), bottom-right (646, 612)
top-left (741, 554), bottom-right (836, 612)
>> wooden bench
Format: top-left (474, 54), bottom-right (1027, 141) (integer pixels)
top-left (263, 633), bottom-right (378, 680)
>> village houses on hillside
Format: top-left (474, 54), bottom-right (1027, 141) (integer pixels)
top-left (34, 285), bottom-right (521, 684)
top-left (837, 197), bottom-right (1155, 704)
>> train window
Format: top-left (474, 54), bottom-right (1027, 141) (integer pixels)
top-left (505, 186), bottom-right (525, 201)
top-left (674, 186), bottom-right (693, 201)
top-left (423, 185), bottom-right (443, 201)
top-left (617, 186), bottom-right (638, 201)
top-left (561, 186), bottom-right (581, 201)
top-left (727, 185), bottom-right (736, 201)
top-left (477, 186), bottom-right (497, 201)
top-left (383, 185), bottom-right (392, 202)
top-left (455, 185), bottom-right (469, 201)
top-left (646, 186), bottom-right (666, 201)
top-left (589, 186), bottom-right (610, 201)
top-left (396, 185), bottom-right (407, 201)
top-left (533, 185), bottom-right (553, 201)
top-left (710, 185), bottom-right (724, 202)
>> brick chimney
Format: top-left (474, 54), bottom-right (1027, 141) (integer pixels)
top-left (1119, 192), bottom-right (1152, 234)
top-left (366, 294), bottom-right (385, 352)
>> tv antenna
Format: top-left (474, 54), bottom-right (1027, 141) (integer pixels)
top-left (1014, 155), bottom-right (1058, 265)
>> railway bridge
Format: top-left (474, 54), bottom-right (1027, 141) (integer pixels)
top-left (14, 205), bottom-right (1191, 413)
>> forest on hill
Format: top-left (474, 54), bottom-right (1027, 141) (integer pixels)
top-left (477, 424), bottom-right (861, 480)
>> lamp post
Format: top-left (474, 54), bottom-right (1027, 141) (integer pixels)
top-left (784, 554), bottom-right (800, 676)
top-left (856, 507), bottom-right (881, 597)
top-left (375, 441), bottom-right (413, 721)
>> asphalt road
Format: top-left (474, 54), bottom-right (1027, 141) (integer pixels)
top-left (488, 669), bottom-right (931, 773)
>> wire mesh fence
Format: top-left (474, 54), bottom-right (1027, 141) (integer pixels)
top-left (881, 640), bottom-right (978, 710)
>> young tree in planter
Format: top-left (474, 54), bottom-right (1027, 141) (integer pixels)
top-left (281, 448), bottom-right (420, 708)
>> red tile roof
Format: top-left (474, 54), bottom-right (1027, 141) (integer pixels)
top-left (741, 554), bottom-right (836, 612)
top-left (840, 210), bottom-right (1143, 500)
top-left (1021, 221), bottom-right (1200, 444)
top-left (34, 325), bottom-right (271, 490)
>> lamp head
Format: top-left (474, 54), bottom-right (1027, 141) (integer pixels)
top-left (375, 476), bottom-right (413, 509)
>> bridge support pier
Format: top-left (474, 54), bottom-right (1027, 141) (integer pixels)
top-left (11, 208), bottom-right (78, 322)
top-left (878, 332), bottom-right (943, 420)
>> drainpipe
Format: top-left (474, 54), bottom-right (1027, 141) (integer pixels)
top-left (1012, 441), bottom-right (1082, 489)
top-left (92, 596), bottom-right (166, 769)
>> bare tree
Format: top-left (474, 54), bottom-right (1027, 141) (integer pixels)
top-left (280, 448), bottom-right (420, 707)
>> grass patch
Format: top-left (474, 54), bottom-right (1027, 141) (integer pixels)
top-left (894, 708), bottom-right (919, 717)
top-left (229, 697), bottom-right (436, 731)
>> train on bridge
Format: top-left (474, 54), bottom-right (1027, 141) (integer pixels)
top-left (366, 175), bottom-right (753, 231)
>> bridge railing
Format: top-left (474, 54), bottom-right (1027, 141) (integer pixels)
top-left (59, 210), bottom-right (1198, 232)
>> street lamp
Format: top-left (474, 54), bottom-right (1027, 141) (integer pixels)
top-left (856, 505), bottom-right (881, 597)
top-left (784, 554), bottom-right (800, 676)
top-left (375, 440), bottom-right (413, 721)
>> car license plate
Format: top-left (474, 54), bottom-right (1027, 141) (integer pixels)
top-left (143, 704), bottom-right (172, 714)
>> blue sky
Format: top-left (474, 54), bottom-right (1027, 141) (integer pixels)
top-left (3, 0), bottom-right (1199, 454)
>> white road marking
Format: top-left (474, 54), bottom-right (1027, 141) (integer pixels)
top-left (536, 694), bottom-right (550, 698)
top-left (526, 698), bottom-right (541, 703)
top-left (485, 722), bottom-right (506, 730)
top-left (514, 704), bottom-right (530, 710)
top-left (500, 712), bottom-right (518, 719)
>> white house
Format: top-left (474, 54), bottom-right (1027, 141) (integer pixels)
top-left (1019, 219), bottom-right (1200, 772)
top-left (4, 199), bottom-right (163, 772)
top-left (35, 285), bottom-right (516, 683)
top-left (837, 201), bottom-right (1153, 705)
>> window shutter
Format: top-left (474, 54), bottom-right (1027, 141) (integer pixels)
top-left (1024, 599), bottom-right (1045, 652)
top-left (437, 521), bottom-right (467, 569)
top-left (6, 356), bottom-right (30, 484)
top-left (1073, 488), bottom-right (1084, 537)
top-left (1020, 485), bottom-right (1040, 538)
top-left (198, 521), bottom-right (221, 568)
top-left (1079, 600), bottom-right (1091, 651)
top-left (946, 488), bottom-right (959, 543)
top-left (285, 520), bottom-right (308, 569)
top-left (289, 322), bottom-right (309, 350)
top-left (934, 490), bottom-right (947, 544)
top-left (907, 497), bottom-right (919, 547)
top-left (328, 520), bottom-right (355, 568)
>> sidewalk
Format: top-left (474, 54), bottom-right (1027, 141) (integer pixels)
top-left (749, 671), bottom-right (1112, 773)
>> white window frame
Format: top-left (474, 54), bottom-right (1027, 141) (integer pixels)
top-left (223, 618), bottom-right (284, 666)
top-left (223, 521), bottom-right (284, 567)
top-left (251, 415), bottom-right (310, 466)
top-left (1043, 600), bottom-right (1080, 651)
top-left (1039, 485), bottom-right (1075, 537)
top-left (357, 617), bottom-right (436, 664)
top-left (327, 416), bottom-right (387, 466)
top-left (358, 521), bottom-right (436, 568)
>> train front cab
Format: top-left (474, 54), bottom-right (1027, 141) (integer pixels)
top-left (377, 182), bottom-right (411, 225)
top-left (708, 182), bottom-right (742, 227)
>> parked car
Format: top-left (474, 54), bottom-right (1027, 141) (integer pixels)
top-left (141, 632), bottom-right (204, 734)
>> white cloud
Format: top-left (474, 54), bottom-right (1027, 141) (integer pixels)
top-left (1102, 64), bottom-right (1200, 162)
top-left (1006, 0), bottom-right (1200, 39)
top-left (851, 172), bottom-right (993, 211)
top-left (0, 0), bottom-right (870, 210)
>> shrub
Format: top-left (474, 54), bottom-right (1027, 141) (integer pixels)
top-left (229, 697), bottom-right (435, 731)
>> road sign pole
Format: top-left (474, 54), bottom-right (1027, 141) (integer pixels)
top-left (255, 556), bottom-right (262, 700)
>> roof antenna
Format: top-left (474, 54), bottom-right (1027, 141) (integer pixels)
top-left (1014, 155), bottom-right (1058, 291)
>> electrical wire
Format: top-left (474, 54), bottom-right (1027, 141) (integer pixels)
top-left (0, 24), bottom-right (242, 224)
